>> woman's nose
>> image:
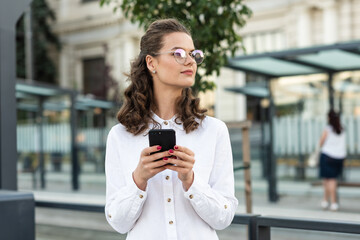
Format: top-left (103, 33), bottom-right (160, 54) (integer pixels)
top-left (185, 55), bottom-right (196, 65)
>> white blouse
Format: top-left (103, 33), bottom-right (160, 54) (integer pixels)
top-left (105, 114), bottom-right (238, 240)
top-left (321, 125), bottom-right (346, 159)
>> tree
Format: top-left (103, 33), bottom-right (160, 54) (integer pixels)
top-left (16, 0), bottom-right (61, 84)
top-left (100, 0), bottom-right (252, 94)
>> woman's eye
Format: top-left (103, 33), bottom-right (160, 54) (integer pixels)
top-left (174, 49), bottom-right (187, 58)
top-left (174, 52), bottom-right (182, 57)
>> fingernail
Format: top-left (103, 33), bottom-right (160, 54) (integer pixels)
top-left (157, 146), bottom-right (162, 150)
top-left (169, 149), bottom-right (174, 153)
top-left (174, 146), bottom-right (179, 150)
top-left (163, 157), bottom-right (168, 160)
top-left (171, 156), bottom-right (177, 159)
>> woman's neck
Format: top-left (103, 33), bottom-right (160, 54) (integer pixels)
top-left (153, 87), bottom-right (182, 120)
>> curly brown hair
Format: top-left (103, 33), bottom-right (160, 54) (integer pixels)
top-left (328, 109), bottom-right (343, 134)
top-left (117, 18), bottom-right (207, 135)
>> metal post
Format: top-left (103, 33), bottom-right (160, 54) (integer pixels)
top-left (248, 216), bottom-right (259, 240)
top-left (328, 72), bottom-right (334, 109)
top-left (71, 92), bottom-right (79, 190)
top-left (100, 109), bottom-right (106, 172)
top-left (339, 92), bottom-right (343, 115)
top-left (268, 80), bottom-right (278, 202)
top-left (260, 100), bottom-right (268, 179)
top-left (296, 99), bottom-right (305, 180)
top-left (0, 28), bottom-right (18, 190)
top-left (38, 96), bottom-right (46, 189)
top-left (24, 6), bottom-right (34, 82)
top-left (0, 0), bottom-right (33, 190)
top-left (258, 226), bottom-right (271, 240)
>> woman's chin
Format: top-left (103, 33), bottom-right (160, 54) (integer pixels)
top-left (179, 78), bottom-right (195, 88)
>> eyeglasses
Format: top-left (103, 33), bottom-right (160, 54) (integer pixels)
top-left (154, 49), bottom-right (204, 65)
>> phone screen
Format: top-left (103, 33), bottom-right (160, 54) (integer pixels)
top-left (148, 129), bottom-right (176, 161)
top-left (148, 129), bottom-right (176, 151)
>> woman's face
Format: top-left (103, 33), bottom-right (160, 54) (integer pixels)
top-left (150, 32), bottom-right (197, 89)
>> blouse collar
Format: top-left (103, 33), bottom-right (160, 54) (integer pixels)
top-left (150, 112), bottom-right (185, 131)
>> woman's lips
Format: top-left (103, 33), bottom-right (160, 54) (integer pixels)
top-left (181, 70), bottom-right (193, 75)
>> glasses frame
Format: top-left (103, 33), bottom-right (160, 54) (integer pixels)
top-left (154, 49), bottom-right (204, 65)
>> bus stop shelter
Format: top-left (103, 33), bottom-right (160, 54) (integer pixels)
top-left (16, 79), bottom-right (115, 190)
top-left (226, 40), bottom-right (360, 202)
top-left (0, 0), bottom-right (111, 192)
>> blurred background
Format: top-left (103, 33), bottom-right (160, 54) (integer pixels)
top-left (13, 0), bottom-right (360, 239)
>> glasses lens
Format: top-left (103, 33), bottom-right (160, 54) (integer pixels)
top-left (191, 50), bottom-right (204, 64)
top-left (173, 49), bottom-right (186, 64)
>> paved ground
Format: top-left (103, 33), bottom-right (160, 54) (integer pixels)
top-left (18, 161), bottom-right (360, 240)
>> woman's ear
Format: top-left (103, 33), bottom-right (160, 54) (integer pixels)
top-left (146, 55), bottom-right (156, 73)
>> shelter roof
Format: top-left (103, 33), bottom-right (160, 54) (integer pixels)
top-left (227, 40), bottom-right (360, 78)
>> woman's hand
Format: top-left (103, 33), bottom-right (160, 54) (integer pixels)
top-left (165, 145), bottom-right (195, 191)
top-left (133, 145), bottom-right (170, 191)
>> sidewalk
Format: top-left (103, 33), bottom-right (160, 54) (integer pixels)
top-left (234, 161), bottom-right (360, 222)
top-left (31, 176), bottom-right (360, 221)
top-left (33, 182), bottom-right (360, 240)
top-left (21, 160), bottom-right (360, 239)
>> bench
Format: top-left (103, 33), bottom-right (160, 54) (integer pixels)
top-left (311, 181), bottom-right (360, 188)
top-left (277, 158), bottom-right (360, 171)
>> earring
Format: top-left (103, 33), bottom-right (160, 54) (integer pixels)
top-left (152, 70), bottom-right (156, 74)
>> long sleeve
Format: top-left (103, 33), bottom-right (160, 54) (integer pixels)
top-left (104, 128), bottom-right (147, 234)
top-left (184, 121), bottom-right (238, 230)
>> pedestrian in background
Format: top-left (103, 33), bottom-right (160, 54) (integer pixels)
top-left (104, 18), bottom-right (238, 239)
top-left (319, 109), bottom-right (346, 211)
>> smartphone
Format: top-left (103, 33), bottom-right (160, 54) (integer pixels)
top-left (148, 129), bottom-right (176, 161)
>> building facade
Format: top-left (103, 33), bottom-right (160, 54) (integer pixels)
top-left (49, 0), bottom-right (141, 102)
top-left (215, 0), bottom-right (360, 121)
top-left (49, 0), bottom-right (360, 122)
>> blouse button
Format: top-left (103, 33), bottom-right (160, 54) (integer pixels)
top-left (164, 121), bottom-right (168, 125)
top-left (167, 198), bottom-right (171, 203)
top-left (189, 194), bottom-right (193, 199)
top-left (165, 176), bottom-right (170, 180)
top-left (108, 214), bottom-right (112, 219)
top-left (139, 194), bottom-right (144, 199)
top-left (224, 205), bottom-right (228, 209)
top-left (169, 220), bottom-right (174, 225)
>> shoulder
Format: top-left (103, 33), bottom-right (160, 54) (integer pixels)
top-left (202, 115), bottom-right (226, 126)
top-left (324, 125), bottom-right (332, 133)
top-left (107, 123), bottom-right (133, 140)
top-left (200, 116), bottom-right (228, 132)
top-left (109, 123), bottom-right (127, 134)
top-left (197, 116), bottom-right (231, 146)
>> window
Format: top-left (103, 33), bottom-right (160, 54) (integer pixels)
top-left (83, 57), bottom-right (106, 99)
top-left (243, 31), bottom-right (286, 54)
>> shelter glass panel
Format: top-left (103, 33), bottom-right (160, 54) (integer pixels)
top-left (297, 50), bottom-right (360, 71)
top-left (17, 94), bottom-right (73, 192)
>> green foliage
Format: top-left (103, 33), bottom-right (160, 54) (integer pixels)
top-left (16, 0), bottom-right (61, 84)
top-left (100, 0), bottom-right (252, 94)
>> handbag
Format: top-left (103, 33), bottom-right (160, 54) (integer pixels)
top-left (308, 144), bottom-right (320, 167)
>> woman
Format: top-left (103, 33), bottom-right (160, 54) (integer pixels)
top-left (105, 19), bottom-right (238, 239)
top-left (319, 109), bottom-right (346, 211)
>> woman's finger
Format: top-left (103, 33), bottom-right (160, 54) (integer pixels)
top-left (148, 157), bottom-right (172, 168)
top-left (164, 164), bottom-right (192, 174)
top-left (141, 145), bottom-right (162, 156)
top-left (144, 151), bottom-right (172, 162)
top-left (165, 158), bottom-right (193, 168)
top-left (174, 145), bottom-right (194, 157)
top-left (168, 150), bottom-right (194, 163)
